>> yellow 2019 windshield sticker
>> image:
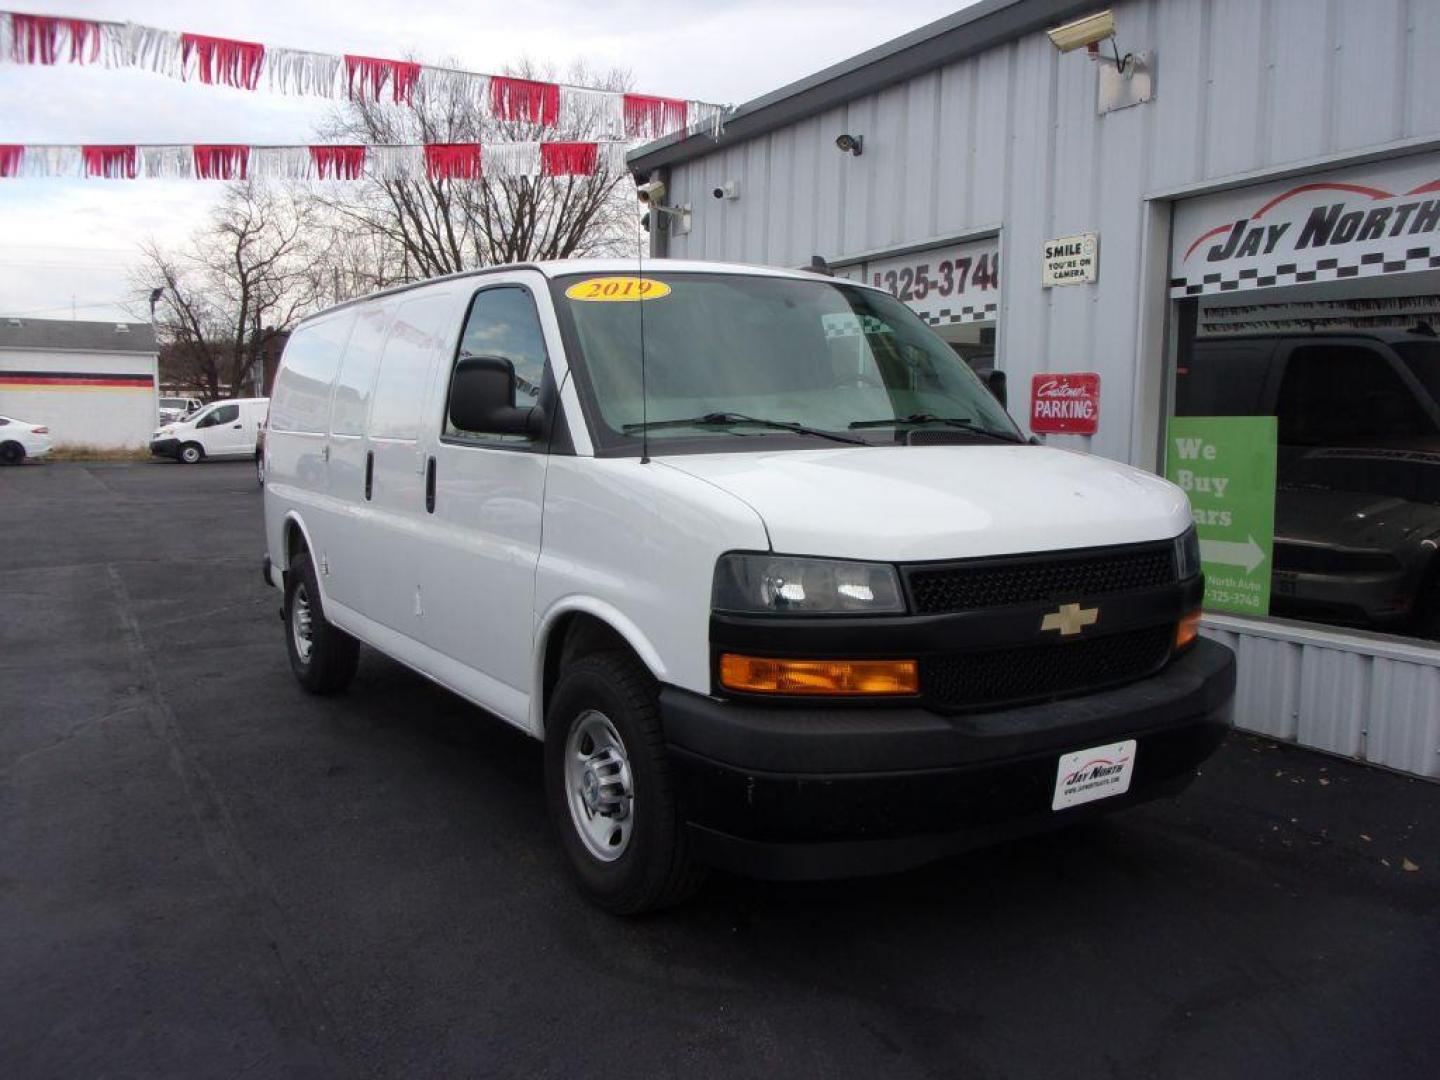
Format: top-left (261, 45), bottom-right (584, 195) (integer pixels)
top-left (564, 276), bottom-right (672, 302)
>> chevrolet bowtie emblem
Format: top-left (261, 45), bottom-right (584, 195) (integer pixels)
top-left (1041, 602), bottom-right (1099, 636)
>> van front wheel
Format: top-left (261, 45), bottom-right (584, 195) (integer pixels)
top-left (284, 552), bottom-right (359, 694)
top-left (179, 442), bottom-right (203, 464)
top-left (544, 652), bottom-right (706, 914)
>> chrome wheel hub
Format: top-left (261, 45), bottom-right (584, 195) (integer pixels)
top-left (292, 585), bottom-right (314, 663)
top-left (564, 710), bottom-right (634, 861)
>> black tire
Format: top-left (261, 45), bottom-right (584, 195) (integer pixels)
top-left (179, 442), bottom-right (204, 465)
top-left (544, 651), bottom-right (706, 914)
top-left (0, 441), bottom-right (24, 466)
top-left (284, 551), bottom-right (360, 694)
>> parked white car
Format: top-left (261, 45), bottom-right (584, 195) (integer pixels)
top-left (0, 414), bottom-right (53, 465)
top-left (151, 397), bottom-right (268, 464)
top-left (158, 395), bottom-right (202, 424)
top-left (262, 259), bottom-right (1235, 913)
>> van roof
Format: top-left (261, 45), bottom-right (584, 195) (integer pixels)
top-left (296, 259), bottom-right (880, 327)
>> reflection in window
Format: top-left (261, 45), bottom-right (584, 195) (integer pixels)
top-left (368, 294), bottom-right (450, 441)
top-left (1176, 301), bottom-right (1440, 640)
top-left (447, 287), bottom-right (549, 441)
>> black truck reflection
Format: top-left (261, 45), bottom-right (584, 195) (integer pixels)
top-left (1178, 329), bottom-right (1440, 636)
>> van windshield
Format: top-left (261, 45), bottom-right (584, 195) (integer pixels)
top-left (553, 272), bottom-right (1020, 453)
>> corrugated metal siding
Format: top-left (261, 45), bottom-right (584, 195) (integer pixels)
top-left (1205, 618), bottom-right (1440, 779)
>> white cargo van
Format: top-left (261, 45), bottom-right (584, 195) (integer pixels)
top-left (262, 260), bottom-right (1234, 913)
top-left (152, 397), bottom-right (268, 464)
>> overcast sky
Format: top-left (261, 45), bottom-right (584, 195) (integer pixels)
top-left (0, 0), bottom-right (970, 322)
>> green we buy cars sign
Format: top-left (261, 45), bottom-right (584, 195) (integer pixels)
top-left (1164, 416), bottom-right (1277, 615)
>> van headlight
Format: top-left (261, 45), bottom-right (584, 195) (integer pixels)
top-left (712, 554), bottom-right (905, 615)
top-left (1175, 525), bottom-right (1201, 580)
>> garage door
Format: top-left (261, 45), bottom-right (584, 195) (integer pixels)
top-left (1168, 151), bottom-right (1440, 643)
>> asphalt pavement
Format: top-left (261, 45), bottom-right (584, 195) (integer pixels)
top-left (2, 460), bottom-right (1438, 1079)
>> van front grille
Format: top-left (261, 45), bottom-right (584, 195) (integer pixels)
top-left (905, 542), bottom-right (1178, 614)
top-left (920, 625), bottom-right (1174, 711)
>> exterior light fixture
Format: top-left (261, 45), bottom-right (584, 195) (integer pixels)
top-left (834, 133), bottom-right (863, 156)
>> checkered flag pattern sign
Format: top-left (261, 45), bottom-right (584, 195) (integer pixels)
top-left (1169, 154), bottom-right (1440, 299)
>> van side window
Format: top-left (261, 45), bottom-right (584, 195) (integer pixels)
top-left (1275, 344), bottom-right (1430, 445)
top-left (270, 312), bottom-right (353, 434)
top-left (331, 307), bottom-right (387, 436)
top-left (446, 286), bottom-right (549, 442)
top-left (210, 404), bottom-right (239, 425)
top-left (368, 294), bottom-right (452, 441)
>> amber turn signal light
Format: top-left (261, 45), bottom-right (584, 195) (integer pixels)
top-left (1176, 609), bottom-right (1202, 650)
top-left (719, 654), bottom-right (919, 696)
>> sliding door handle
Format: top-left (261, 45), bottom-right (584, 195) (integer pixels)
top-left (364, 450), bottom-right (374, 501)
top-left (425, 455), bottom-right (436, 513)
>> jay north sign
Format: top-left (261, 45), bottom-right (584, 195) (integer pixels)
top-left (1200, 191), bottom-right (1440, 262)
top-left (1169, 153), bottom-right (1440, 297)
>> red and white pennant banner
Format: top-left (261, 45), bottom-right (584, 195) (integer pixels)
top-left (0, 142), bottom-right (632, 180)
top-left (0, 10), bottom-right (726, 139)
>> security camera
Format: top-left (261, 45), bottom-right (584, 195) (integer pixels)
top-left (1046, 10), bottom-right (1115, 52)
top-left (636, 179), bottom-right (666, 205)
top-left (712, 180), bottom-right (739, 200)
top-left (834, 133), bottom-right (863, 156)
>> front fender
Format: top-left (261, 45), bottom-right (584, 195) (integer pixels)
top-left (530, 596), bottom-right (670, 732)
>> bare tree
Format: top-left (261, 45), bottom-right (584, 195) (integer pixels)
top-left (308, 59), bottom-right (640, 292)
top-left (137, 183), bottom-right (319, 398)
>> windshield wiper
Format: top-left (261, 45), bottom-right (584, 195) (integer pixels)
top-left (848, 413), bottom-right (1024, 443)
top-left (622, 412), bottom-right (868, 446)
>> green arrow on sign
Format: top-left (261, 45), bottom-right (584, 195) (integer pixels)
top-left (1199, 536), bottom-right (1266, 574)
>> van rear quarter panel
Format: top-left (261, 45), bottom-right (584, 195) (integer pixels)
top-left (534, 457), bottom-right (770, 706)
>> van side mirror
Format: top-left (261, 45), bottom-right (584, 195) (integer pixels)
top-left (448, 354), bottom-right (545, 439)
top-left (984, 369), bottom-right (1008, 408)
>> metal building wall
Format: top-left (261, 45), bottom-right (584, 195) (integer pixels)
top-left (657, 0), bottom-right (1440, 778)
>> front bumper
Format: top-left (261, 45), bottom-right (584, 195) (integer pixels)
top-left (150, 437), bottom-right (180, 459)
top-left (662, 637), bottom-right (1235, 880)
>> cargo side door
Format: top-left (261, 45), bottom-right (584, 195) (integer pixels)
top-left (319, 304), bottom-right (387, 613)
top-left (351, 290), bottom-right (455, 633)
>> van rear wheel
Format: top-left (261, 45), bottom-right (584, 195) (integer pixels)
top-left (544, 651), bottom-right (706, 914)
top-left (284, 552), bottom-right (359, 694)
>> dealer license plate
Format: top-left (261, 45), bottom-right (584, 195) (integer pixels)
top-left (1052, 740), bottom-right (1137, 811)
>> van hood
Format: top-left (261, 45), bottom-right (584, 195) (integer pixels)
top-left (656, 445), bottom-right (1191, 562)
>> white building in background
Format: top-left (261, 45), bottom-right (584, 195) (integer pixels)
top-left (0, 318), bottom-right (159, 450)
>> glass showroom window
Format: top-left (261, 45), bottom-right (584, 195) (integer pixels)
top-left (1171, 275), bottom-right (1440, 641)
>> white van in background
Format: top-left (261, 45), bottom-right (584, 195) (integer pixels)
top-left (151, 397), bottom-right (268, 464)
top-left (262, 259), bottom-right (1234, 913)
